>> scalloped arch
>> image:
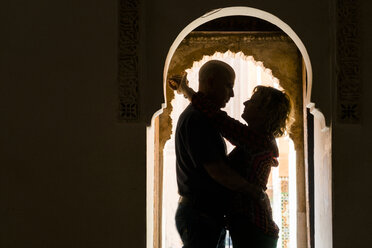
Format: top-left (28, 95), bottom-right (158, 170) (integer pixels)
top-left (163, 6), bottom-right (313, 107)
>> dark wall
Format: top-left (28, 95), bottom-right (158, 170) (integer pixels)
top-left (0, 1), bottom-right (146, 247)
top-left (332, 1), bottom-right (372, 247)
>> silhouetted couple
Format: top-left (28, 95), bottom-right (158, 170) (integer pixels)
top-left (171, 60), bottom-right (292, 248)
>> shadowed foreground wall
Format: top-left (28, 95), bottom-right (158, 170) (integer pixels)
top-left (0, 1), bottom-right (146, 247)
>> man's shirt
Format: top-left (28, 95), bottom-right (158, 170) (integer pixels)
top-left (175, 104), bottom-right (230, 214)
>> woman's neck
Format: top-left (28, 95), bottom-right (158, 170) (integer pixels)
top-left (247, 122), bottom-right (270, 137)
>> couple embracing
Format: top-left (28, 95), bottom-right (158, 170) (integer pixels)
top-left (170, 60), bottom-right (291, 248)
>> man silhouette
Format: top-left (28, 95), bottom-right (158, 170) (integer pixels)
top-left (174, 60), bottom-right (264, 248)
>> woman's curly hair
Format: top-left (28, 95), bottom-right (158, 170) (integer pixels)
top-left (252, 86), bottom-right (293, 137)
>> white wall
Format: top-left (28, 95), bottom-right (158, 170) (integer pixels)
top-left (310, 105), bottom-right (332, 248)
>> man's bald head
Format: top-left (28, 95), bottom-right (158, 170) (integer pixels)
top-left (198, 60), bottom-right (235, 108)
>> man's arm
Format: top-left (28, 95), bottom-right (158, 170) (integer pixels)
top-left (181, 99), bottom-right (266, 202)
top-left (170, 77), bottom-right (270, 149)
top-left (203, 158), bottom-right (265, 201)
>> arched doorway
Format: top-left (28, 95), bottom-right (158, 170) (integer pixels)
top-left (147, 7), bottom-right (332, 248)
top-left (163, 49), bottom-right (299, 248)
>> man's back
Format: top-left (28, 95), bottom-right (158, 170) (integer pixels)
top-left (175, 104), bottom-right (230, 214)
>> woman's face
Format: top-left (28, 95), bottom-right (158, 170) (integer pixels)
top-left (241, 93), bottom-right (266, 129)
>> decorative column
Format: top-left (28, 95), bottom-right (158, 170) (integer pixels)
top-left (336, 0), bottom-right (361, 124)
top-left (118, 0), bottom-right (140, 121)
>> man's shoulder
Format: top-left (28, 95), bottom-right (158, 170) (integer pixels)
top-left (176, 105), bottom-right (214, 138)
top-left (178, 104), bottom-right (206, 124)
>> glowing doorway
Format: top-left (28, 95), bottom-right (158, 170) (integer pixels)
top-left (147, 7), bottom-right (332, 248)
top-left (162, 52), bottom-right (297, 248)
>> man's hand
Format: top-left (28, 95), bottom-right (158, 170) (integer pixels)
top-left (204, 159), bottom-right (265, 199)
top-left (258, 191), bottom-right (273, 216)
top-left (168, 73), bottom-right (187, 93)
top-left (168, 72), bottom-right (195, 99)
top-left (241, 185), bottom-right (271, 211)
top-left (239, 182), bottom-right (265, 201)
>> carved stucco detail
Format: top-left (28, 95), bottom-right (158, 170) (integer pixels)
top-left (118, 0), bottom-right (140, 121)
top-left (336, 0), bottom-right (361, 123)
